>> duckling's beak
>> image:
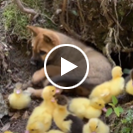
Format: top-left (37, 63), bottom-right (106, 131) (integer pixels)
top-left (16, 89), bottom-right (21, 94)
top-left (102, 107), bottom-right (107, 112)
top-left (56, 89), bottom-right (60, 93)
top-left (25, 130), bottom-right (29, 133)
top-left (92, 132), bottom-right (96, 133)
top-left (51, 98), bottom-right (56, 102)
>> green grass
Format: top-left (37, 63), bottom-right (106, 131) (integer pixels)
top-left (2, 0), bottom-right (57, 39)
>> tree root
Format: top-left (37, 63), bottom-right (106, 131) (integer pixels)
top-left (104, 28), bottom-right (116, 67)
top-left (60, 0), bottom-right (82, 40)
top-left (13, 0), bottom-right (38, 21)
top-left (105, 43), bottom-right (116, 67)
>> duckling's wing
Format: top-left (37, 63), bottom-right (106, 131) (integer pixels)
top-left (64, 114), bottom-right (83, 133)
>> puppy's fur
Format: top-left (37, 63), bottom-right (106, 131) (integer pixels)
top-left (27, 25), bottom-right (112, 96)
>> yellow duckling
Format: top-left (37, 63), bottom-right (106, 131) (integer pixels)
top-left (89, 66), bottom-right (125, 103)
top-left (126, 69), bottom-right (133, 95)
top-left (26, 86), bottom-right (60, 133)
top-left (8, 82), bottom-right (31, 110)
top-left (46, 130), bottom-right (64, 133)
top-left (83, 118), bottom-right (110, 133)
top-left (40, 86), bottom-right (60, 115)
top-left (26, 116), bottom-right (52, 133)
top-left (53, 95), bottom-right (84, 133)
top-left (69, 97), bottom-right (106, 119)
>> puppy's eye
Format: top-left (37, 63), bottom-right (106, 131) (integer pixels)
top-left (31, 129), bottom-right (35, 131)
top-left (96, 126), bottom-right (98, 128)
top-left (39, 50), bottom-right (46, 55)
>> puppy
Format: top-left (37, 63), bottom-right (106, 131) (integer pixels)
top-left (27, 25), bottom-right (112, 97)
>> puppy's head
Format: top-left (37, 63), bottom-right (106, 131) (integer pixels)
top-left (27, 25), bottom-right (60, 66)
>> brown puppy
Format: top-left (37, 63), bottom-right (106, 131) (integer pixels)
top-left (27, 25), bottom-right (112, 97)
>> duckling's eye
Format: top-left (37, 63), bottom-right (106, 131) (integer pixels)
top-left (39, 50), bottom-right (46, 55)
top-left (52, 90), bottom-right (54, 92)
top-left (99, 104), bottom-right (101, 106)
top-left (31, 129), bottom-right (35, 131)
top-left (96, 126), bottom-right (98, 128)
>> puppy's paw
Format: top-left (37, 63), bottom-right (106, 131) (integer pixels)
top-left (32, 68), bottom-right (45, 84)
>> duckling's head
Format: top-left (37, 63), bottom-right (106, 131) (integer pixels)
top-left (42, 86), bottom-right (60, 100)
top-left (54, 94), bottom-right (68, 107)
top-left (14, 88), bottom-right (22, 95)
top-left (90, 97), bottom-right (106, 110)
top-left (88, 118), bottom-right (100, 133)
top-left (26, 121), bottom-right (44, 133)
top-left (112, 66), bottom-right (123, 78)
top-left (13, 82), bottom-right (23, 95)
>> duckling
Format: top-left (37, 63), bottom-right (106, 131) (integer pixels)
top-left (83, 118), bottom-right (110, 133)
top-left (126, 69), bottom-right (133, 95)
top-left (53, 95), bottom-right (84, 133)
top-left (8, 82), bottom-right (31, 110)
top-left (26, 102), bottom-right (52, 133)
top-left (26, 86), bottom-right (60, 133)
top-left (46, 130), bottom-right (64, 133)
top-left (40, 86), bottom-right (60, 115)
top-left (69, 97), bottom-right (106, 119)
top-left (89, 66), bottom-right (125, 103)
top-left (26, 115), bottom-right (52, 133)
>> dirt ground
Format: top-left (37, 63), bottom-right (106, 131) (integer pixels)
top-left (0, 41), bottom-right (43, 133)
top-left (1, 1), bottom-right (133, 132)
top-left (0, 41), bottom-right (77, 133)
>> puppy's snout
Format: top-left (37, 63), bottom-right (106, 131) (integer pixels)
top-left (30, 57), bottom-right (38, 65)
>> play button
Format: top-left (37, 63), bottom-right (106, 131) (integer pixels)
top-left (61, 57), bottom-right (78, 76)
top-left (44, 44), bottom-right (89, 89)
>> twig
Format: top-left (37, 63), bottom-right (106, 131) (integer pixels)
top-left (122, 48), bottom-right (133, 53)
top-left (76, 0), bottom-right (86, 31)
top-left (13, 0), bottom-right (38, 21)
top-left (105, 43), bottom-right (116, 67)
top-left (108, 12), bottom-right (124, 31)
top-left (42, 14), bottom-right (58, 26)
top-left (104, 28), bottom-right (116, 67)
top-left (60, 0), bottom-right (82, 40)
top-left (99, 0), bottom-right (114, 27)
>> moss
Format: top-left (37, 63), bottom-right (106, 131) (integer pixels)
top-left (3, 3), bottom-right (29, 38)
top-left (2, 0), bottom-right (56, 39)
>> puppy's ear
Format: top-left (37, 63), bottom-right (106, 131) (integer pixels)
top-left (43, 34), bottom-right (53, 43)
top-left (43, 34), bottom-right (59, 46)
top-left (26, 25), bottom-right (38, 36)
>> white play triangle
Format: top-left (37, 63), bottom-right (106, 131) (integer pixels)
top-left (61, 57), bottom-right (78, 76)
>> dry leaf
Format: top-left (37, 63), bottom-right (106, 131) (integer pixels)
top-left (10, 112), bottom-right (21, 120)
top-left (22, 111), bottom-right (29, 120)
top-left (1, 122), bottom-right (10, 132)
top-left (0, 93), bottom-right (9, 118)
